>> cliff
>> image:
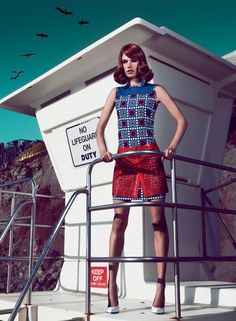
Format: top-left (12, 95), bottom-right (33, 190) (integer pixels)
top-left (212, 105), bottom-right (236, 282)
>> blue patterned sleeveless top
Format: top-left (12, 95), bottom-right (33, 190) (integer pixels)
top-left (115, 83), bottom-right (159, 148)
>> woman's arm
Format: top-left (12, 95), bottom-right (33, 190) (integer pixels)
top-left (96, 88), bottom-right (116, 162)
top-left (155, 85), bottom-right (188, 159)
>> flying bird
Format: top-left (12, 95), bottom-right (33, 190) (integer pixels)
top-left (56, 7), bottom-right (73, 16)
top-left (19, 53), bottom-right (36, 58)
top-left (10, 74), bottom-right (20, 80)
top-left (10, 70), bottom-right (24, 80)
top-left (78, 19), bottom-right (89, 25)
top-left (13, 70), bottom-right (24, 75)
top-left (36, 33), bottom-right (49, 38)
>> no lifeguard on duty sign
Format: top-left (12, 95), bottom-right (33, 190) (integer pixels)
top-left (66, 117), bottom-right (100, 167)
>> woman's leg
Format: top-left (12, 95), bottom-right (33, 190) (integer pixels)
top-left (108, 200), bottom-right (130, 307)
top-left (149, 199), bottom-right (169, 309)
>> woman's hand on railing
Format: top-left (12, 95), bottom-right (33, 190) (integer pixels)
top-left (101, 151), bottom-right (113, 162)
top-left (163, 147), bottom-right (176, 160)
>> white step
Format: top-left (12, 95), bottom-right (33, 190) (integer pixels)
top-left (166, 280), bottom-right (236, 306)
top-left (0, 281), bottom-right (235, 321)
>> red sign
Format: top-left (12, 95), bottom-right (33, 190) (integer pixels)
top-left (90, 266), bottom-right (107, 288)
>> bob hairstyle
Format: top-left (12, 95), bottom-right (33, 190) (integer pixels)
top-left (114, 43), bottom-right (154, 84)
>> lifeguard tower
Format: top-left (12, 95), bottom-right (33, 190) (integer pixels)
top-left (0, 18), bottom-right (236, 321)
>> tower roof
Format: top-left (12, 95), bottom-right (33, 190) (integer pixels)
top-left (1, 17), bottom-right (236, 116)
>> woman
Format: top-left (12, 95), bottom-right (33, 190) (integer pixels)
top-left (96, 43), bottom-right (187, 314)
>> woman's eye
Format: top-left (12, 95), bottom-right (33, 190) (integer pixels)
top-left (122, 59), bottom-right (137, 64)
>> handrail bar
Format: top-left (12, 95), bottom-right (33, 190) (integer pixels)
top-left (0, 221), bottom-right (65, 229)
top-left (6, 255), bottom-right (230, 263)
top-left (87, 150), bottom-right (236, 173)
top-left (89, 255), bottom-right (236, 263)
top-left (204, 177), bottom-right (236, 194)
top-left (0, 216), bottom-right (32, 223)
top-left (90, 201), bottom-right (236, 215)
top-left (175, 153), bottom-right (236, 173)
top-left (0, 189), bottom-right (64, 200)
top-left (0, 189), bottom-right (65, 199)
top-left (0, 177), bottom-right (37, 190)
top-left (8, 187), bottom-right (88, 321)
top-left (0, 255), bottom-right (64, 261)
top-left (3, 254), bottom-right (231, 263)
top-left (0, 200), bottom-right (33, 243)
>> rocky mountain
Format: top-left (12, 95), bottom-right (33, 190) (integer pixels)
top-left (213, 104), bottom-right (236, 282)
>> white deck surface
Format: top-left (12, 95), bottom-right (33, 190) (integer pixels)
top-left (0, 282), bottom-right (236, 321)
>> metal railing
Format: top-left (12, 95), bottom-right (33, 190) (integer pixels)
top-left (85, 150), bottom-right (236, 319)
top-left (0, 177), bottom-right (37, 305)
top-left (5, 150), bottom-right (236, 321)
top-left (0, 187), bottom-right (65, 294)
top-left (7, 187), bottom-right (88, 321)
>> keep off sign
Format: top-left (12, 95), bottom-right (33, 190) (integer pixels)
top-left (66, 117), bottom-right (100, 167)
top-left (90, 266), bottom-right (107, 288)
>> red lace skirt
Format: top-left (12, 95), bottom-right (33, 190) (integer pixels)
top-left (112, 143), bottom-right (168, 200)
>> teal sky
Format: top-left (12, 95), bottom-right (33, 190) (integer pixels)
top-left (0, 0), bottom-right (235, 144)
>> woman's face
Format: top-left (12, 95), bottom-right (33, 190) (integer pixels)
top-left (121, 53), bottom-right (139, 79)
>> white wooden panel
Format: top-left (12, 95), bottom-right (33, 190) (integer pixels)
top-left (149, 55), bottom-right (217, 112)
top-left (36, 74), bottom-right (118, 192)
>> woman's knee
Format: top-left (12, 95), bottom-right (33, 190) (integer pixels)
top-left (151, 214), bottom-right (168, 232)
top-left (152, 220), bottom-right (168, 232)
top-left (149, 200), bottom-right (166, 229)
top-left (111, 212), bottom-right (129, 234)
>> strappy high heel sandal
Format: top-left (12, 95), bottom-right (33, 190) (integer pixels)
top-left (106, 282), bottom-right (119, 314)
top-left (151, 277), bottom-right (166, 314)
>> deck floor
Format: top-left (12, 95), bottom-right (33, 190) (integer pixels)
top-left (0, 290), bottom-right (236, 321)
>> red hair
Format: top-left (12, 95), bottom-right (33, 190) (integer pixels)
top-left (114, 43), bottom-right (154, 84)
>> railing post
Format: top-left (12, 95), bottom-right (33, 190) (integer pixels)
top-left (201, 188), bottom-right (207, 257)
top-left (6, 193), bottom-right (16, 293)
top-left (26, 185), bottom-right (37, 305)
top-left (170, 157), bottom-right (181, 319)
top-left (85, 166), bottom-right (93, 317)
